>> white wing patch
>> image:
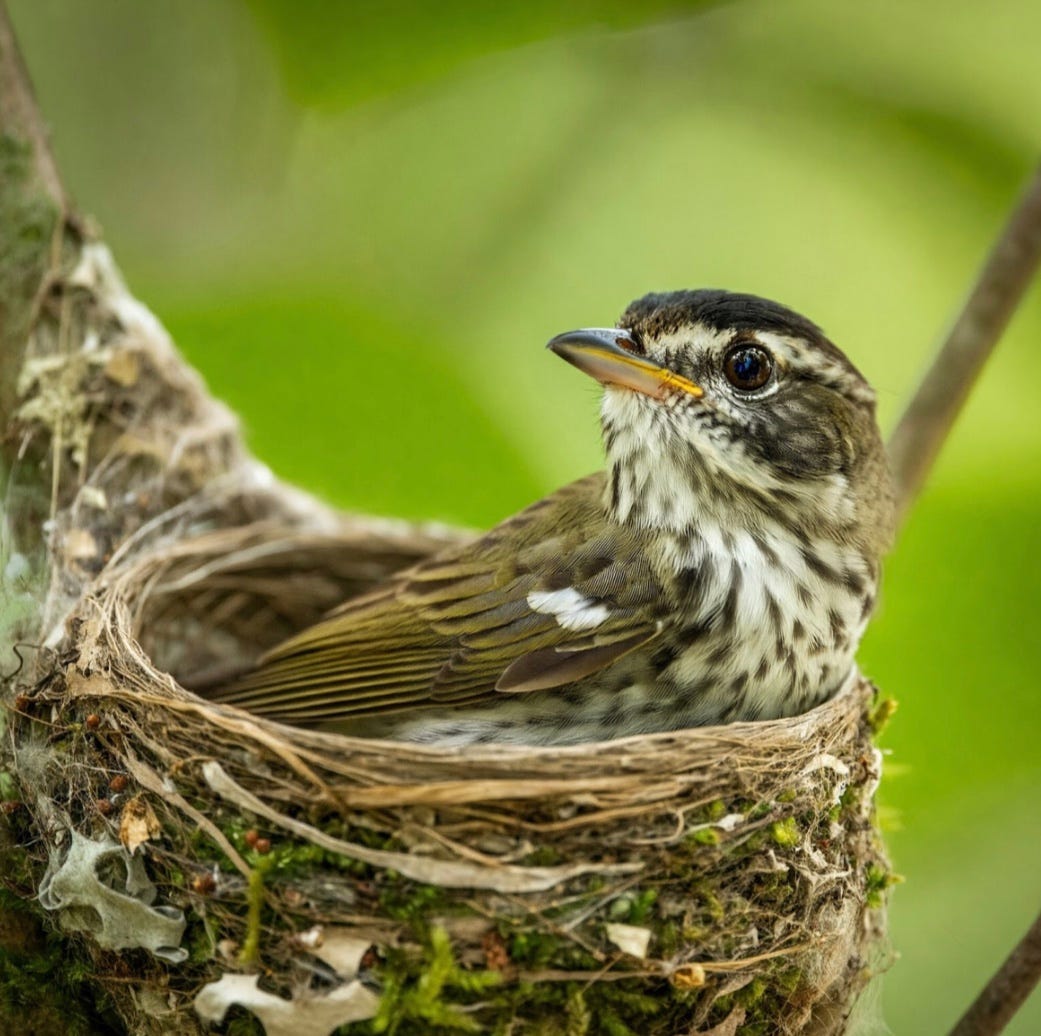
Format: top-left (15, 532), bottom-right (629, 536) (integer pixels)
top-left (527, 587), bottom-right (611, 631)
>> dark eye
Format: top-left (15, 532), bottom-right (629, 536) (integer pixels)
top-left (723, 344), bottom-right (773, 391)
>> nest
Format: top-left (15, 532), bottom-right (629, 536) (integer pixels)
top-left (2, 241), bottom-right (892, 1036)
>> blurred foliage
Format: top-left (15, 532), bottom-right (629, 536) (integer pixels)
top-left (245, 0), bottom-right (722, 108)
top-left (7, 0), bottom-right (1041, 1032)
top-left (172, 296), bottom-right (541, 521)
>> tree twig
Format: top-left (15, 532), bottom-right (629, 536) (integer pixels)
top-left (0, 0), bottom-right (75, 434)
top-left (0, 1), bottom-right (65, 205)
top-left (888, 163), bottom-right (1041, 522)
top-left (948, 903), bottom-right (1041, 1036)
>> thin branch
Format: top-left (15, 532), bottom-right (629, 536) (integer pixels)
top-left (888, 163), bottom-right (1041, 522)
top-left (948, 903), bottom-right (1041, 1036)
top-left (0, 1), bottom-right (66, 205)
top-left (0, 0), bottom-right (74, 435)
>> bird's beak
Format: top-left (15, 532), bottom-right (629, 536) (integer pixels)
top-left (547, 328), bottom-right (703, 401)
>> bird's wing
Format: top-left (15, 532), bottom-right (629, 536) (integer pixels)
top-left (211, 474), bottom-right (669, 725)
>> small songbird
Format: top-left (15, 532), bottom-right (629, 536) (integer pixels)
top-left (212, 290), bottom-right (894, 745)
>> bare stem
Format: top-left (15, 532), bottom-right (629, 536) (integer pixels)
top-left (948, 904), bottom-right (1041, 1036)
top-left (888, 163), bottom-right (1041, 522)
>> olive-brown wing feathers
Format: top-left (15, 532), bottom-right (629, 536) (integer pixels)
top-left (209, 475), bottom-right (667, 725)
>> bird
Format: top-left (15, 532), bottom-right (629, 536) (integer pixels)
top-left (209, 290), bottom-right (895, 746)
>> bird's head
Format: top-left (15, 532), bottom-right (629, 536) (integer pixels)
top-left (548, 289), bottom-right (894, 553)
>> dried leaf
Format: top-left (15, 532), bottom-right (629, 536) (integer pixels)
top-left (310, 928), bottom-right (374, 979)
top-left (119, 795), bottom-right (161, 855)
top-left (193, 973), bottom-right (379, 1035)
top-left (605, 922), bottom-right (652, 959)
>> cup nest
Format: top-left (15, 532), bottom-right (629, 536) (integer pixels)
top-left (3, 241), bottom-right (892, 1036)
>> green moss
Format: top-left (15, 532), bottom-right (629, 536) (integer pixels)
top-left (657, 919), bottom-right (680, 957)
top-left (212, 814), bottom-right (399, 882)
top-left (696, 885), bottom-right (725, 923)
top-left (223, 1009), bottom-right (266, 1035)
top-left (508, 929), bottom-right (565, 969)
top-left (0, 683), bottom-right (881, 1035)
top-left (476, 978), bottom-right (669, 1036)
top-left (731, 829), bottom-right (767, 858)
top-left (839, 785), bottom-right (859, 810)
top-left (522, 846), bottom-right (562, 867)
top-left (604, 888), bottom-right (658, 925)
top-left (747, 871), bottom-right (795, 911)
top-left (378, 880), bottom-right (447, 924)
top-left (593, 985), bottom-right (662, 1019)
top-left (565, 985), bottom-right (591, 1035)
top-left (598, 1010), bottom-right (636, 1036)
top-left (627, 889), bottom-right (658, 925)
top-left (366, 926), bottom-right (501, 1034)
top-left (186, 913), bottom-right (222, 965)
top-left (774, 967), bottom-right (802, 996)
top-left (0, 771), bottom-right (18, 803)
top-left (864, 862), bottom-right (903, 908)
top-left (703, 964), bottom-right (809, 1036)
top-left (869, 696), bottom-right (898, 735)
top-left (686, 827), bottom-right (720, 847)
top-left (0, 885), bottom-right (120, 1034)
top-left (769, 818), bottom-right (800, 848)
top-left (734, 977), bottom-right (766, 1008)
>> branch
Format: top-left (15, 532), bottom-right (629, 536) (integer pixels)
top-left (0, 0), bottom-right (74, 433)
top-left (948, 903), bottom-right (1041, 1036)
top-left (888, 163), bottom-right (1041, 522)
top-left (0, 3), bottom-right (65, 204)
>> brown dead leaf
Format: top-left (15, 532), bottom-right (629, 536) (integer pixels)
top-left (119, 794), bottom-right (161, 854)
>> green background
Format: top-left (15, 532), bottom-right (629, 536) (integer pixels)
top-left (9, 1), bottom-right (1040, 1031)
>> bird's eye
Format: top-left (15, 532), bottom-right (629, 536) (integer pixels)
top-left (723, 344), bottom-right (773, 391)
